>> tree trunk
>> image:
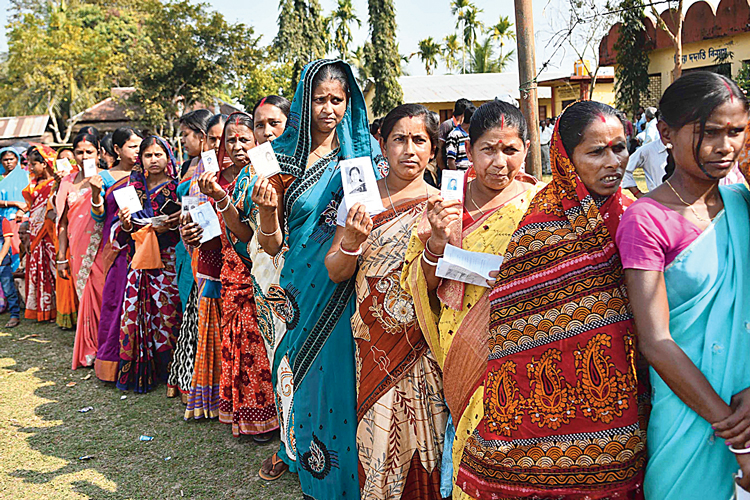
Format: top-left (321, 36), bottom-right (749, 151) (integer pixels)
top-left (671, 28), bottom-right (683, 81)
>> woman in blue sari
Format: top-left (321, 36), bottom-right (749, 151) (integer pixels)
top-left (0, 147), bottom-right (27, 327)
top-left (618, 72), bottom-right (750, 498)
top-left (232, 60), bottom-right (386, 496)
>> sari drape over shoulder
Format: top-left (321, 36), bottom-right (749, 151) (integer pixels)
top-left (643, 185), bottom-right (750, 500)
top-left (455, 121), bottom-right (645, 499)
top-left (401, 177), bottom-right (543, 500)
top-left (234, 59), bottom-right (387, 500)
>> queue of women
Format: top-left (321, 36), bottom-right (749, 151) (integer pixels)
top-left (4, 58), bottom-right (750, 499)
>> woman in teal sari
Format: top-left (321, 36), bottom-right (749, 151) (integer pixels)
top-left (618, 72), bottom-right (750, 498)
top-left (233, 59), bottom-right (386, 496)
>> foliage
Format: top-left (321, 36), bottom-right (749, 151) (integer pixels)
top-left (350, 43), bottom-right (373, 84)
top-left (736, 61), bottom-right (750, 95)
top-left (241, 57), bottom-right (294, 111)
top-left (327, 0), bottom-right (361, 61)
top-left (368, 0), bottom-right (403, 116)
top-left (0, 0), bottom-right (138, 142)
top-left (487, 15), bottom-right (515, 65)
top-left (613, 0), bottom-right (652, 117)
top-left (442, 34), bottom-right (461, 73)
top-left (469, 37), bottom-right (513, 73)
top-left (274, 0), bottom-right (329, 91)
top-left (413, 37), bottom-right (441, 75)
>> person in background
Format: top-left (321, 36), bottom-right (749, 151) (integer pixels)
top-left (539, 117), bottom-right (553, 174)
top-left (622, 136), bottom-right (668, 198)
top-left (438, 98), bottom-right (473, 174)
top-left (56, 147), bottom-right (76, 166)
top-left (618, 71), bottom-right (750, 499)
top-left (635, 105), bottom-right (646, 133)
top-left (0, 147), bottom-right (24, 327)
top-left (100, 133), bottom-right (117, 169)
top-left (637, 106), bottom-right (659, 145)
top-left (445, 104), bottom-right (476, 170)
top-left (369, 117), bottom-right (382, 141)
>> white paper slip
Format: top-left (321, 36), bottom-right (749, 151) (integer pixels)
top-left (82, 158), bottom-right (97, 178)
top-left (56, 158), bottom-right (73, 175)
top-left (181, 196), bottom-right (201, 214)
top-left (132, 215), bottom-right (168, 228)
top-left (441, 170), bottom-right (465, 201)
top-left (435, 244), bottom-right (504, 288)
top-left (113, 185), bottom-right (143, 214)
top-left (248, 141), bottom-right (281, 178)
top-left (189, 202), bottom-right (222, 243)
top-left (201, 149), bottom-right (220, 173)
top-left (340, 157), bottom-right (385, 214)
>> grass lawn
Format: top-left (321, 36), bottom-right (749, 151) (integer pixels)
top-left (0, 319), bottom-right (302, 499)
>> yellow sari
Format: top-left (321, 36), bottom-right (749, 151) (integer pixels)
top-left (401, 180), bottom-right (543, 498)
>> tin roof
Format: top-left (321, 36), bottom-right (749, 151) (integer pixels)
top-left (0, 115), bottom-right (50, 140)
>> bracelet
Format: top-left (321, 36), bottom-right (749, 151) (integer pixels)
top-left (421, 249), bottom-right (439, 266)
top-left (217, 197), bottom-right (232, 213)
top-left (91, 199), bottom-right (104, 208)
top-left (339, 243), bottom-right (362, 256)
top-left (729, 445), bottom-right (750, 455)
top-left (258, 225), bottom-right (280, 237)
top-left (56, 259), bottom-right (68, 265)
top-left (215, 193), bottom-right (229, 206)
top-left (425, 238), bottom-right (444, 259)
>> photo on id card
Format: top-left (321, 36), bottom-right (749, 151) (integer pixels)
top-left (339, 157), bottom-right (384, 214)
top-left (441, 170), bottom-right (464, 201)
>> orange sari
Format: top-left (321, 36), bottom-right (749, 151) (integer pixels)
top-left (23, 177), bottom-right (57, 321)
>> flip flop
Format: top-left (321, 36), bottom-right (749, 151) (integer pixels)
top-left (258, 452), bottom-right (288, 481)
top-left (5, 318), bottom-right (19, 328)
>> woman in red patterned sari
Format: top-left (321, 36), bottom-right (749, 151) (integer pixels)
top-left (457, 101), bottom-right (647, 499)
top-left (186, 112), bottom-right (279, 439)
top-left (23, 144), bottom-right (58, 322)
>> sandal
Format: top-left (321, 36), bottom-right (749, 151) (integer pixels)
top-left (252, 431), bottom-right (274, 444)
top-left (258, 452), bottom-right (288, 481)
top-left (5, 318), bottom-right (19, 328)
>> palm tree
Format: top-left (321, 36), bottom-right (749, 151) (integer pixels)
top-left (350, 43), bottom-right (371, 84)
top-left (469, 37), bottom-right (499, 73)
top-left (487, 15), bottom-right (515, 64)
top-left (328, 0), bottom-right (361, 60)
top-left (412, 37), bottom-right (441, 75)
top-left (450, 0), bottom-right (471, 72)
top-left (442, 34), bottom-right (460, 73)
top-left (459, 5), bottom-right (483, 69)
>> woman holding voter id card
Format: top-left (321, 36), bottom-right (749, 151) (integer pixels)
top-left (324, 103), bottom-right (448, 499)
top-left (401, 100), bottom-right (543, 499)
top-left (456, 101), bottom-right (646, 499)
top-left (115, 136), bottom-right (182, 393)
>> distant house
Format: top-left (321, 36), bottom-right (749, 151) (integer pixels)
top-left (0, 115), bottom-right (51, 147)
top-left (537, 63), bottom-right (616, 117)
top-left (363, 72), bottom-right (559, 122)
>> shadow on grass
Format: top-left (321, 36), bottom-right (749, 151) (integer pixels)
top-left (0, 319), bottom-right (301, 499)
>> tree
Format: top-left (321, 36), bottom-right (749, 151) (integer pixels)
top-left (614, 0), bottom-right (651, 117)
top-left (450, 0), bottom-right (471, 73)
top-left (468, 37), bottom-right (512, 73)
top-left (274, 0), bottom-right (329, 90)
top-left (368, 0), bottom-right (403, 116)
top-left (350, 43), bottom-right (373, 84)
top-left (241, 56), bottom-right (293, 110)
top-left (487, 15), bottom-right (515, 66)
top-left (442, 34), bottom-right (461, 73)
top-left (0, 0), bottom-right (138, 142)
top-left (459, 5), bottom-right (483, 67)
top-left (651, 1), bottom-right (684, 81)
top-left (328, 0), bottom-right (361, 61)
top-left (413, 37), bottom-right (441, 75)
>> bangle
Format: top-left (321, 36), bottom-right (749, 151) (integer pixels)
top-left (217, 197), bottom-right (232, 213)
top-left (729, 445), bottom-right (750, 455)
top-left (425, 238), bottom-right (444, 259)
top-left (421, 249), bottom-right (439, 266)
top-left (91, 199), bottom-right (103, 208)
top-left (56, 259), bottom-right (68, 265)
top-left (214, 193), bottom-right (229, 206)
top-left (258, 225), bottom-right (280, 237)
top-left (339, 243), bottom-right (362, 256)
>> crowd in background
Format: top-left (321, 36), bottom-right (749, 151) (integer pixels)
top-left (3, 59), bottom-right (750, 500)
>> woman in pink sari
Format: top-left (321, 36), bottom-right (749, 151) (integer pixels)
top-left (58, 132), bottom-right (105, 369)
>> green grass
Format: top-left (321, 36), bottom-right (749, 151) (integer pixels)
top-left (0, 319), bottom-right (302, 499)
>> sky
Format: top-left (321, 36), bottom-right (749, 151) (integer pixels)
top-left (0, 0), bottom-right (594, 77)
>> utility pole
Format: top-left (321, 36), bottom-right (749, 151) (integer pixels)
top-left (514, 0), bottom-right (542, 178)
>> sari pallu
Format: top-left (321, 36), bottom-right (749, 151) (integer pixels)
top-left (644, 185), bottom-right (750, 500)
top-left (23, 176), bottom-right (57, 322)
top-left (234, 59), bottom-right (387, 499)
top-left (400, 181), bottom-right (543, 500)
top-left (94, 174), bottom-right (131, 382)
top-left (354, 198), bottom-right (448, 500)
top-left (456, 124), bottom-right (645, 500)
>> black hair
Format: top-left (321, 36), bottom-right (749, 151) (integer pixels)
top-left (1, 150), bottom-right (17, 159)
top-left (370, 117), bottom-right (382, 137)
top-left (25, 148), bottom-right (46, 166)
top-left (100, 133), bottom-right (116, 157)
top-left (463, 104), bottom-right (477, 126)
top-left (207, 113), bottom-right (228, 133)
top-left (138, 136), bottom-right (169, 163)
top-left (311, 62), bottom-right (350, 96)
top-left (112, 127), bottom-right (142, 149)
top-left (179, 109), bottom-right (213, 137)
top-left (558, 101), bottom-right (626, 157)
top-left (252, 95), bottom-right (292, 119)
top-left (469, 99), bottom-right (529, 144)
top-left (659, 71), bottom-right (749, 181)
top-left (453, 98), bottom-right (473, 117)
top-left (73, 132), bottom-right (100, 150)
top-left (379, 103), bottom-right (440, 150)
top-left (223, 112), bottom-right (254, 135)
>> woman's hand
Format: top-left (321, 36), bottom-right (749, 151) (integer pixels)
top-left (486, 269), bottom-right (500, 288)
top-left (119, 207), bottom-right (132, 232)
top-left (425, 195), bottom-right (462, 255)
top-left (90, 174), bottom-right (104, 193)
top-left (341, 203), bottom-right (372, 252)
top-left (57, 259), bottom-right (70, 279)
top-left (154, 211), bottom-right (181, 234)
top-left (198, 172), bottom-right (226, 201)
top-left (251, 177), bottom-right (278, 214)
top-left (180, 212), bottom-right (203, 246)
top-left (714, 387), bottom-right (750, 448)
